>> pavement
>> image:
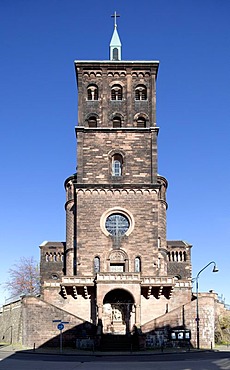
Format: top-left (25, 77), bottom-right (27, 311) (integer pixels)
top-left (0, 343), bottom-right (229, 356)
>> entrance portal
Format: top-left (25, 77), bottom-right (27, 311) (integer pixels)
top-left (102, 289), bottom-right (135, 335)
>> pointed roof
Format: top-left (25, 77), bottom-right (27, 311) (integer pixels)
top-left (110, 26), bottom-right (121, 47)
top-left (110, 11), bottom-right (122, 61)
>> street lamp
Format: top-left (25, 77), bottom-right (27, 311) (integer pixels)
top-left (195, 261), bottom-right (218, 349)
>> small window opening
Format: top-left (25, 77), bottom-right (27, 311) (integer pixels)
top-left (88, 116), bottom-right (97, 127)
top-left (111, 85), bottom-right (122, 100)
top-left (135, 85), bottom-right (147, 100)
top-left (158, 237), bottom-right (161, 248)
top-left (113, 116), bottom-right (121, 128)
top-left (183, 251), bottom-right (187, 262)
top-left (94, 256), bottom-right (100, 273)
top-left (137, 117), bottom-right (146, 127)
top-left (112, 154), bottom-right (123, 176)
top-left (113, 48), bottom-right (119, 61)
top-left (134, 257), bottom-right (141, 272)
top-left (87, 85), bottom-right (98, 101)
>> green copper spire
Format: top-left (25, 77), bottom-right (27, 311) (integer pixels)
top-left (110, 11), bottom-right (122, 61)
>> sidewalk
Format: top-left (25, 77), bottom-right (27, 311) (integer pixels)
top-left (0, 343), bottom-right (229, 356)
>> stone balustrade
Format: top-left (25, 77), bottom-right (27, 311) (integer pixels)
top-left (96, 272), bottom-right (140, 282)
top-left (61, 276), bottom-right (94, 286)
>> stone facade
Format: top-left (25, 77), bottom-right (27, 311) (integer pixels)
top-left (0, 296), bottom-right (95, 348)
top-left (39, 52), bottom-right (194, 341)
top-left (0, 25), bottom-right (222, 349)
top-left (0, 298), bottom-right (23, 345)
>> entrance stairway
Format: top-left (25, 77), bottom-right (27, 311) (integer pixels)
top-left (100, 334), bottom-right (134, 351)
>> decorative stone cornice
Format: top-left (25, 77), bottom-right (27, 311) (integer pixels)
top-left (75, 126), bottom-right (159, 134)
top-left (75, 187), bottom-right (158, 195)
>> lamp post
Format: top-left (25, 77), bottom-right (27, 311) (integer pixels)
top-left (195, 261), bottom-right (218, 349)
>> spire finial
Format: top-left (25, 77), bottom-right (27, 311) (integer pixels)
top-left (110, 11), bottom-right (122, 61)
top-left (111, 11), bottom-right (120, 28)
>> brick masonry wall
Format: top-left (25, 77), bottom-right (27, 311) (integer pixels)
top-left (76, 62), bottom-right (158, 128)
top-left (0, 299), bottom-right (22, 345)
top-left (76, 130), bottom-right (158, 184)
top-left (42, 286), bottom-right (95, 323)
top-left (75, 189), bottom-right (160, 276)
top-left (141, 287), bottom-right (192, 325)
top-left (21, 296), bottom-right (96, 348)
top-left (141, 293), bottom-right (216, 348)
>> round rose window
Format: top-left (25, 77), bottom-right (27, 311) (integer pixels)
top-left (105, 213), bottom-right (130, 236)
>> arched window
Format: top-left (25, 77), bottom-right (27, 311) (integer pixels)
top-left (94, 256), bottom-right (100, 273)
top-left (111, 85), bottom-right (122, 100)
top-left (158, 237), bottom-right (161, 248)
top-left (87, 85), bottom-right (98, 101)
top-left (112, 153), bottom-right (123, 176)
top-left (113, 48), bottom-right (119, 61)
top-left (112, 116), bottom-right (121, 128)
top-left (88, 116), bottom-right (97, 127)
top-left (136, 117), bottom-right (146, 127)
top-left (135, 257), bottom-right (141, 272)
top-left (135, 85), bottom-right (147, 100)
top-left (183, 251), bottom-right (187, 262)
top-left (168, 252), bottom-right (171, 262)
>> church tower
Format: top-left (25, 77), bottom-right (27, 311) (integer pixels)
top-left (40, 15), bottom-right (192, 336)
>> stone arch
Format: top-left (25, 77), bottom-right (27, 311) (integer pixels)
top-left (109, 80), bottom-right (125, 88)
top-left (85, 112), bottom-right (99, 127)
top-left (102, 288), bottom-right (135, 335)
top-left (134, 112), bottom-right (149, 127)
top-left (103, 288), bottom-right (135, 304)
top-left (107, 249), bottom-right (129, 272)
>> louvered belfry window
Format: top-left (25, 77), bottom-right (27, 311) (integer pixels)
top-left (88, 116), bottom-right (97, 127)
top-left (112, 116), bottom-right (121, 128)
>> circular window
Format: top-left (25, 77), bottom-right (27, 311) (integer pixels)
top-left (105, 213), bottom-right (130, 236)
top-left (100, 207), bottom-right (134, 237)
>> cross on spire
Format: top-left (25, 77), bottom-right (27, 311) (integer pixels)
top-left (111, 11), bottom-right (120, 28)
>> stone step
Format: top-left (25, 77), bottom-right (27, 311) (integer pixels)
top-left (100, 334), bottom-right (136, 352)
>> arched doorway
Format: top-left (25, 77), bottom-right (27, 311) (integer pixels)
top-left (102, 289), bottom-right (135, 335)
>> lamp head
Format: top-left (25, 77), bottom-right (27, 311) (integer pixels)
top-left (212, 265), bottom-right (219, 273)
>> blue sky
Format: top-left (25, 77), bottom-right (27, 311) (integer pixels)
top-left (0, 0), bottom-right (230, 306)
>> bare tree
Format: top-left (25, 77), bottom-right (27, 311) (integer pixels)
top-left (5, 256), bottom-right (40, 296)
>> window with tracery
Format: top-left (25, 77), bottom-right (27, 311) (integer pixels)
top-left (135, 85), bottom-right (147, 100)
top-left (111, 85), bottom-right (122, 100)
top-left (87, 85), bottom-right (98, 101)
top-left (105, 213), bottom-right (130, 237)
